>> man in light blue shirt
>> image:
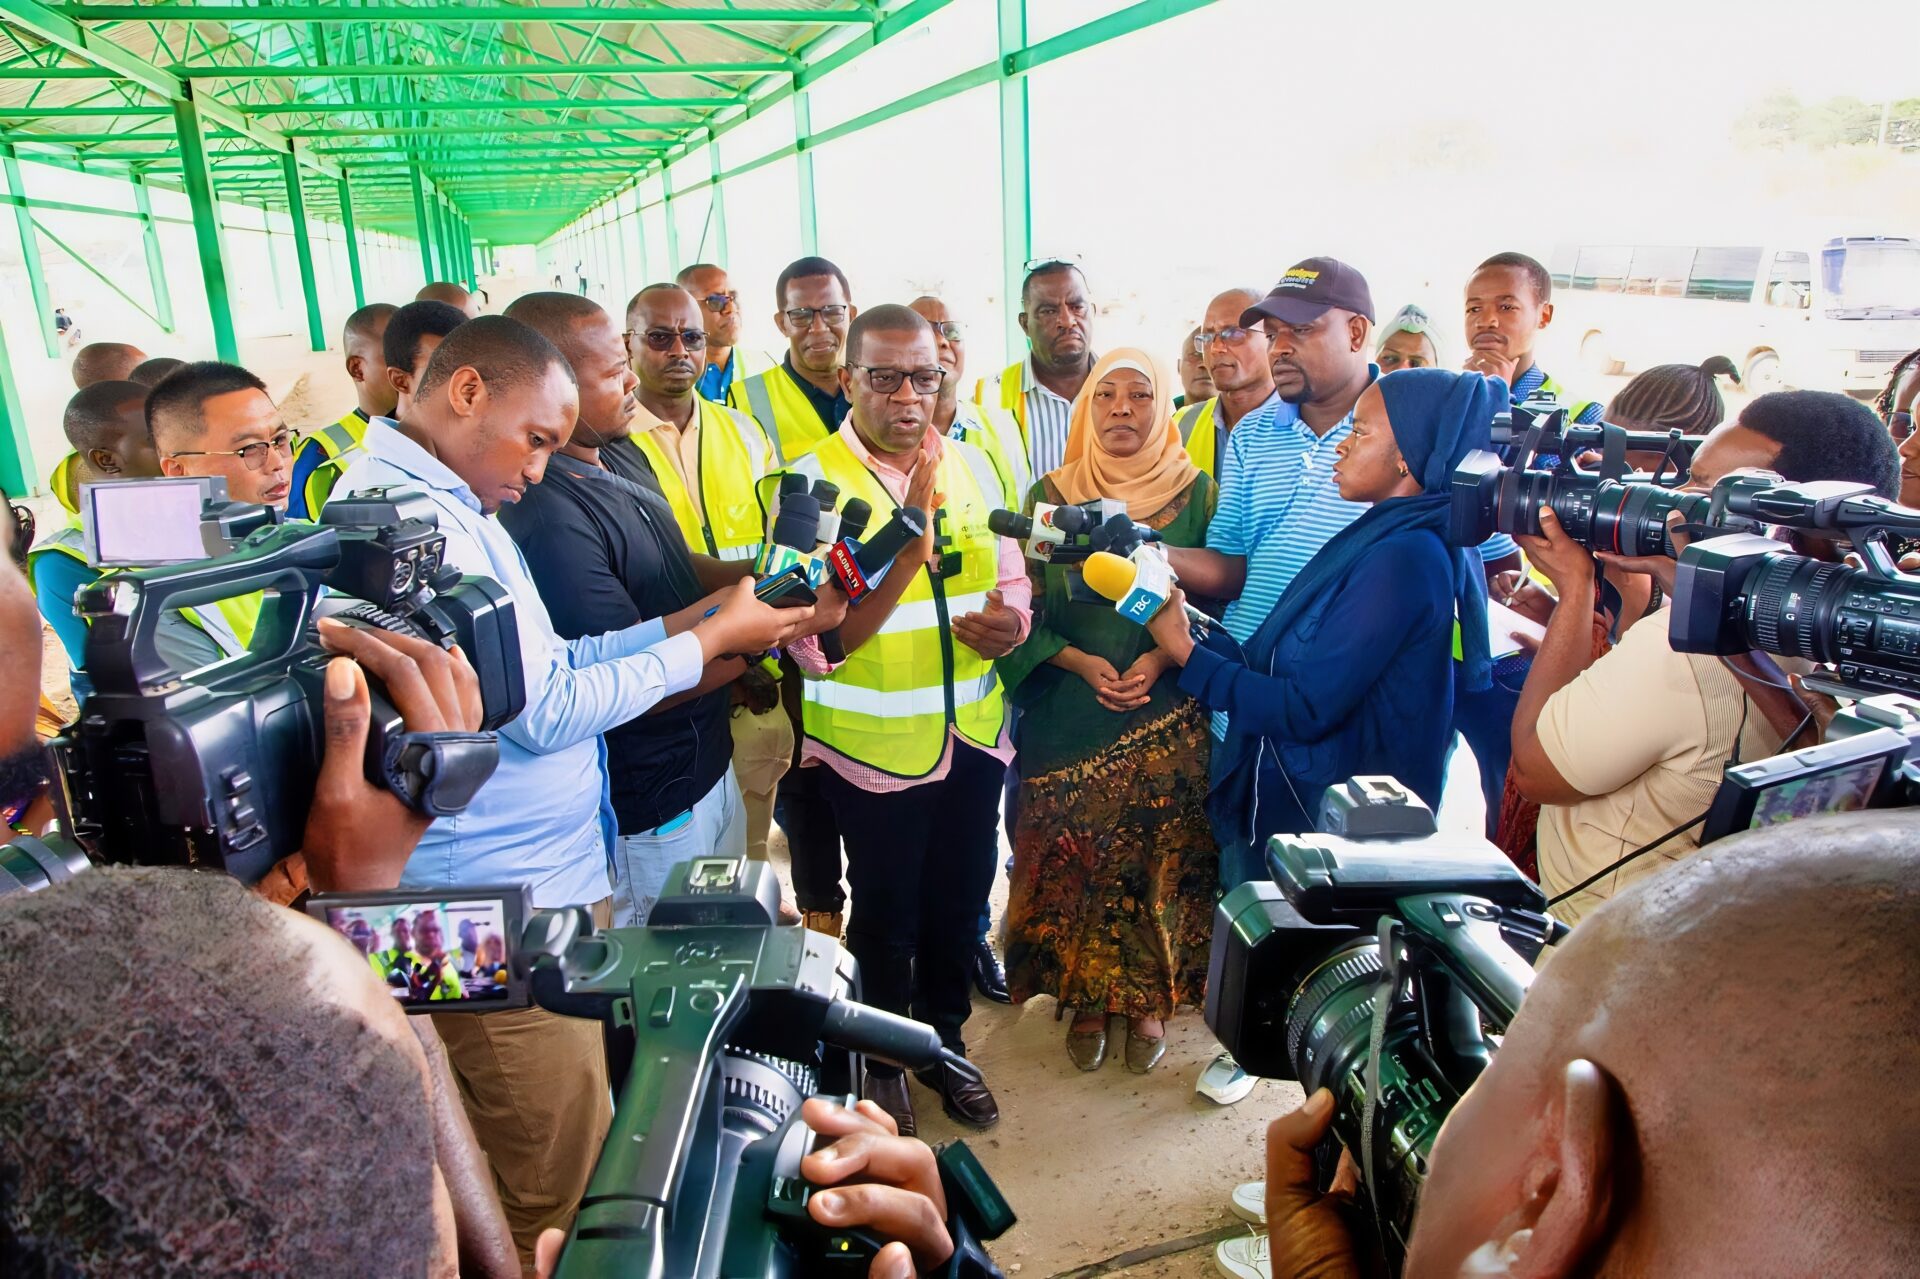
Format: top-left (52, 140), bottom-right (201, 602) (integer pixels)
top-left (334, 314), bottom-right (811, 1262)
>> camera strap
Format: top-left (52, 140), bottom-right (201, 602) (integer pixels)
top-left (1545, 809), bottom-right (1706, 907)
top-left (382, 731), bottom-right (500, 818)
top-left (1360, 914), bottom-right (1400, 1236)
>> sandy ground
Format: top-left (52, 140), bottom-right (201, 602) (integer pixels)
top-left (761, 823), bottom-right (1298, 1279)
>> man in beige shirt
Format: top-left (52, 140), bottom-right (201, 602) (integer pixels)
top-left (1509, 389), bottom-right (1901, 923)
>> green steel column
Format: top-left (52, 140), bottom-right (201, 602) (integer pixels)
top-left (462, 216), bottom-right (477, 290)
top-left (709, 132), bottom-right (729, 265)
top-left (635, 195), bottom-right (650, 282)
top-left (436, 196), bottom-right (454, 284)
top-left (614, 201), bottom-right (631, 295)
top-left (338, 174), bottom-right (365, 308)
top-left (662, 173), bottom-right (681, 276)
top-left (996, 0), bottom-right (1032, 357)
top-left (793, 90), bottom-right (819, 257)
top-left (172, 95), bottom-right (238, 362)
top-left (129, 173), bottom-right (176, 333)
top-left (282, 154), bottom-right (325, 352)
top-left (0, 287), bottom-right (32, 494)
top-left (0, 144), bottom-right (59, 358)
top-left (408, 165), bottom-right (436, 282)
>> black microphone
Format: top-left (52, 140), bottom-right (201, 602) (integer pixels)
top-left (987, 508), bottom-right (1031, 540)
top-left (811, 479), bottom-right (842, 545)
top-left (1088, 511), bottom-right (1162, 556)
top-left (839, 497), bottom-right (873, 543)
top-left (759, 492), bottom-right (820, 580)
top-left (826, 506), bottom-right (927, 604)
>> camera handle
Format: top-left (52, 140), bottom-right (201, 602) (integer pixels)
top-left (78, 523), bottom-right (340, 696)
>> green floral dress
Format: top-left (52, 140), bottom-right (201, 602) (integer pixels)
top-left (996, 473), bottom-right (1218, 1018)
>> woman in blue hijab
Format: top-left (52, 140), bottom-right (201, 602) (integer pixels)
top-left (1146, 367), bottom-right (1501, 850)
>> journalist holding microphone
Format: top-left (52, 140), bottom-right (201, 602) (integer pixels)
top-left (333, 314), bottom-right (813, 1262)
top-left (1146, 368), bottom-right (1500, 860)
top-left (996, 348), bottom-right (1218, 1076)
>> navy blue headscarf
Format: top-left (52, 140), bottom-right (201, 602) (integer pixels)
top-left (1207, 368), bottom-right (1502, 843)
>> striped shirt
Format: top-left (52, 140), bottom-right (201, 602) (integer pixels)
top-left (1206, 392), bottom-right (1369, 736)
top-left (1020, 356), bottom-right (1076, 478)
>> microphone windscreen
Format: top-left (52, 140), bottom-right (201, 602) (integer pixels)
top-left (769, 493), bottom-right (821, 551)
top-left (1050, 503), bottom-right (1094, 535)
top-left (1081, 550), bottom-right (1138, 604)
top-left (852, 506), bottom-right (927, 577)
top-left (779, 473), bottom-right (809, 499)
top-left (987, 508), bottom-right (1032, 540)
top-left (839, 497), bottom-right (873, 542)
top-left (809, 479), bottom-right (840, 511)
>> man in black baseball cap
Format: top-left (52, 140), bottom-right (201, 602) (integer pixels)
top-left (1240, 256), bottom-right (1375, 329)
top-left (1239, 256), bottom-right (1376, 421)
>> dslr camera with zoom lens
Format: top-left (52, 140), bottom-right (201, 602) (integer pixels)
top-left (1449, 399), bottom-right (1766, 557)
top-left (44, 486), bottom-right (524, 887)
top-left (1670, 480), bottom-right (1920, 699)
top-left (308, 857), bottom-right (1014, 1278)
top-left (1205, 778), bottom-right (1562, 1272)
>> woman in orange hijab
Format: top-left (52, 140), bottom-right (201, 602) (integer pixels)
top-left (996, 348), bottom-right (1218, 1075)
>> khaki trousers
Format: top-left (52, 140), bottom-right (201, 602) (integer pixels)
top-left (730, 704), bottom-right (793, 863)
top-left (433, 897), bottom-right (613, 1267)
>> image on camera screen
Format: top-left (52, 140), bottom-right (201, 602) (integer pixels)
top-left (322, 898), bottom-right (513, 1007)
top-left (1747, 757), bottom-right (1886, 829)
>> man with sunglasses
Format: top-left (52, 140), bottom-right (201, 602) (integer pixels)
top-left (910, 296), bottom-right (1028, 509)
top-left (974, 258), bottom-right (1097, 480)
top-left (618, 283), bottom-right (797, 869)
top-left (676, 262), bottom-right (767, 405)
top-left (1174, 287), bottom-right (1278, 481)
top-left (730, 255), bottom-right (859, 465)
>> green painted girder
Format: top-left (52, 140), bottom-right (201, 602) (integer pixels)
top-left (51, 5), bottom-right (878, 24)
top-left (173, 59), bottom-right (797, 79)
top-left (0, 65), bottom-right (118, 78)
top-left (0, 103), bottom-right (171, 115)
top-left (0, 0), bottom-right (344, 179)
top-left (237, 95), bottom-right (743, 114)
top-left (282, 122), bottom-right (681, 138)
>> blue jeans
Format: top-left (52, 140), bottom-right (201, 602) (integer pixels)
top-left (610, 766), bottom-right (747, 927)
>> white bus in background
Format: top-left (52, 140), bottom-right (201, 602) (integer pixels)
top-left (1549, 235), bottom-right (1920, 398)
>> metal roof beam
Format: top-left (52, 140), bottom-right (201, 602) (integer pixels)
top-left (175, 58), bottom-right (796, 79)
top-left (237, 94), bottom-right (742, 115)
top-left (50, 6), bottom-right (878, 25)
top-left (281, 121), bottom-right (678, 139)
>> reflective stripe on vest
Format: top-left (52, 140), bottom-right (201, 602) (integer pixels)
top-left (974, 360), bottom-right (1031, 456)
top-left (732, 365), bottom-right (831, 467)
top-left (1176, 398), bottom-right (1219, 478)
top-left (630, 398), bottom-right (771, 561)
top-left (783, 434), bottom-right (1006, 777)
top-left (299, 412), bottom-right (371, 519)
top-left (25, 523), bottom-right (91, 598)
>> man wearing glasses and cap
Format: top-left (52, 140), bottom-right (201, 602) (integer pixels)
top-left (676, 263), bottom-right (768, 406)
top-left (975, 258), bottom-right (1098, 481)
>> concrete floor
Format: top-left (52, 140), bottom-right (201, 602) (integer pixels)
top-left (763, 825), bottom-right (1300, 1279)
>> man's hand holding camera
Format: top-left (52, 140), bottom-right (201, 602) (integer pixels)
top-left (302, 617), bottom-right (485, 893)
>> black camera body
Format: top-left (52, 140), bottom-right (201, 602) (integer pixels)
top-left (50, 489), bottom-right (524, 884)
top-left (314, 858), bottom-right (1013, 1278)
top-left (1670, 481), bottom-right (1920, 698)
top-left (1450, 400), bottom-right (1765, 557)
top-left (1206, 778), bottom-right (1558, 1266)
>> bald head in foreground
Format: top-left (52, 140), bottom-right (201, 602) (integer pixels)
top-left (417, 281), bottom-right (481, 320)
top-left (1273, 809), bottom-right (1920, 1276)
top-left (71, 341), bottom-right (146, 388)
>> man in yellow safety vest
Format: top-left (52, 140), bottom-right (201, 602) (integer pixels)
top-left (1173, 286), bottom-right (1278, 483)
top-left (288, 302), bottom-right (396, 521)
top-left (777, 305), bottom-right (1030, 1139)
top-left (729, 255), bottom-right (857, 465)
top-left (972, 258), bottom-right (1097, 482)
top-left (910, 295), bottom-right (1026, 507)
top-left (677, 262), bottom-right (768, 405)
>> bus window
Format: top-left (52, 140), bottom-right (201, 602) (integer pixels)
top-left (1573, 245), bottom-right (1631, 293)
top-left (1766, 251), bottom-right (1812, 310)
top-left (1627, 245), bottom-right (1694, 297)
top-left (1685, 246), bottom-right (1763, 302)
top-left (1820, 238), bottom-right (1920, 319)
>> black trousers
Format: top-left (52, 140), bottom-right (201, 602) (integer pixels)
top-left (819, 741), bottom-right (1003, 1072)
top-left (776, 763), bottom-right (846, 913)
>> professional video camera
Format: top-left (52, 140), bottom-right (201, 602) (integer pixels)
top-left (309, 857), bottom-right (1014, 1277)
top-left (1450, 400), bottom-right (1765, 557)
top-left (32, 481), bottom-right (523, 888)
top-left (1206, 778), bottom-right (1560, 1273)
top-left (1670, 480), bottom-right (1920, 699)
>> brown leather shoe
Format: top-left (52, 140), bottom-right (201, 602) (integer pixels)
top-left (802, 910), bottom-right (844, 940)
top-left (1066, 1026), bottom-right (1108, 1072)
top-left (862, 1069), bottom-right (916, 1138)
top-left (914, 1061), bottom-right (1000, 1130)
top-left (1124, 1029), bottom-right (1167, 1074)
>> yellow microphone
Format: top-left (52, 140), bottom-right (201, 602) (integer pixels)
top-left (1082, 548), bottom-right (1211, 634)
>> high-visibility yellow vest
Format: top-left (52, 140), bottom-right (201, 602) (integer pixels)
top-left (974, 359), bottom-right (1031, 457)
top-left (629, 397), bottom-right (774, 562)
top-left (294, 409), bottom-right (371, 520)
top-left (1175, 397), bottom-right (1221, 478)
top-left (49, 451), bottom-right (82, 518)
top-left (729, 363), bottom-right (833, 466)
top-left (946, 399), bottom-right (1026, 509)
top-left (780, 432), bottom-right (1007, 779)
top-left (1534, 372), bottom-right (1602, 428)
top-left (700, 345), bottom-right (772, 404)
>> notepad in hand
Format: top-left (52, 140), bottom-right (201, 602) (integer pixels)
top-left (1488, 599), bottom-right (1546, 660)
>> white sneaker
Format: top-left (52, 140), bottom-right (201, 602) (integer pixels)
top-left (1230, 1179), bottom-right (1266, 1225)
top-left (1214, 1233), bottom-right (1270, 1279)
top-left (1196, 1050), bottom-right (1258, 1105)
